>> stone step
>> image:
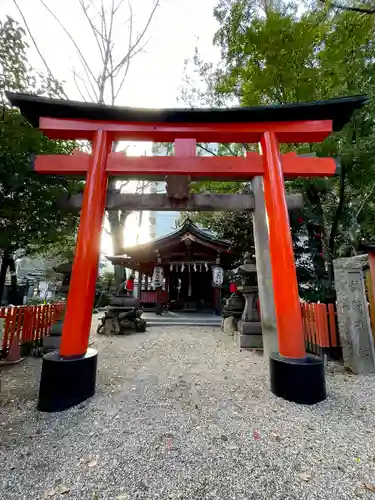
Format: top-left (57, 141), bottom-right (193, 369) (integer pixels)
top-left (143, 313), bottom-right (222, 328)
top-left (147, 321), bottom-right (221, 327)
top-left (147, 317), bottom-right (221, 323)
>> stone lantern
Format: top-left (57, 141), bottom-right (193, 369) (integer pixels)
top-left (235, 252), bottom-right (262, 349)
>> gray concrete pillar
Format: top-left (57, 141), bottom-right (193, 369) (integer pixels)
top-left (251, 176), bottom-right (278, 357)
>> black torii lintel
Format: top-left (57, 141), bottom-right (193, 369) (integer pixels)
top-left (6, 92), bottom-right (368, 131)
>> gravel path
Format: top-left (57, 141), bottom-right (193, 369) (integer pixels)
top-left (1, 317), bottom-right (375, 500)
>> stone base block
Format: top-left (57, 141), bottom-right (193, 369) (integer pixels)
top-left (42, 335), bottom-right (61, 353)
top-left (270, 353), bottom-right (326, 405)
top-left (234, 331), bottom-right (263, 349)
top-left (37, 348), bottom-right (98, 412)
top-left (221, 316), bottom-right (237, 336)
top-left (50, 319), bottom-right (64, 337)
top-left (238, 321), bottom-right (262, 335)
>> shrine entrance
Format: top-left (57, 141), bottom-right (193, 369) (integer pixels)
top-left (7, 91), bottom-right (366, 411)
top-left (168, 267), bottom-right (213, 312)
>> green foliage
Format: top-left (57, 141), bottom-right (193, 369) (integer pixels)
top-left (0, 16), bottom-right (65, 101)
top-left (182, 1), bottom-right (375, 300)
top-left (0, 17), bottom-right (80, 257)
top-left (98, 271), bottom-right (115, 291)
top-left (26, 295), bottom-right (66, 306)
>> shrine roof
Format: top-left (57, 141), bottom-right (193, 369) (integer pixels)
top-left (6, 92), bottom-right (367, 131)
top-left (122, 219), bottom-right (231, 256)
top-left (105, 220), bottom-right (233, 269)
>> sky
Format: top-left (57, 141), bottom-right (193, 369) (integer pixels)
top-left (2, 0), bottom-right (220, 107)
top-left (2, 0), bottom-right (221, 253)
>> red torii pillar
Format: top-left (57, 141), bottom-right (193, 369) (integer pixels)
top-left (6, 91), bottom-right (365, 411)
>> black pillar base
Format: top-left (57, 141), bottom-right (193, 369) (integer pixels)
top-left (270, 353), bottom-right (326, 405)
top-left (37, 348), bottom-right (98, 412)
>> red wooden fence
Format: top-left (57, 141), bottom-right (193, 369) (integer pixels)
top-left (0, 303), bottom-right (65, 357)
top-left (301, 302), bottom-right (341, 359)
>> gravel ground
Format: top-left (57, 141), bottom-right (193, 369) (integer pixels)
top-left (1, 316), bottom-right (375, 500)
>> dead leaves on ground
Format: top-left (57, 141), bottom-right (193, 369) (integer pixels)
top-left (42, 485), bottom-right (70, 498)
top-left (298, 471), bottom-right (312, 482)
top-left (364, 483), bottom-right (375, 493)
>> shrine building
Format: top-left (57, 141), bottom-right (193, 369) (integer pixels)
top-left (106, 219), bottom-right (237, 314)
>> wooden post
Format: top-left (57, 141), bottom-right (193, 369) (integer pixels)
top-left (155, 287), bottom-right (162, 315)
top-left (251, 176), bottom-right (278, 358)
top-left (165, 275), bottom-right (170, 307)
top-left (212, 287), bottom-right (221, 315)
top-left (137, 272), bottom-right (143, 299)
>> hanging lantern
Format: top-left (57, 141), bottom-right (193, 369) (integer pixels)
top-left (212, 265), bottom-right (224, 287)
top-left (152, 266), bottom-right (164, 288)
top-left (181, 263), bottom-right (185, 272)
top-left (205, 262), bottom-right (208, 271)
top-left (170, 263), bottom-right (173, 271)
top-left (193, 263), bottom-right (197, 272)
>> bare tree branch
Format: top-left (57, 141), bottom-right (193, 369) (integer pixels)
top-left (39, 0), bottom-right (99, 101)
top-left (111, 0), bottom-right (160, 74)
top-left (78, 0), bottom-right (105, 61)
top-left (356, 183), bottom-right (375, 217)
top-left (319, 0), bottom-right (375, 13)
top-left (197, 144), bottom-right (218, 156)
top-left (109, 51), bottom-right (116, 104)
top-left (71, 68), bottom-right (98, 102)
top-left (12, 0), bottom-right (69, 99)
top-left (118, 0), bottom-right (133, 90)
top-left (72, 70), bottom-right (89, 102)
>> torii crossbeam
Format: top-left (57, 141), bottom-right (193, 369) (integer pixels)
top-left (6, 92), bottom-right (366, 411)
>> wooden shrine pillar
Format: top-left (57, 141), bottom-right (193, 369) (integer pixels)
top-left (155, 287), bottom-right (163, 315)
top-left (260, 132), bottom-right (326, 405)
top-left (165, 275), bottom-right (170, 308)
top-left (137, 272), bottom-right (143, 299)
top-left (212, 286), bottom-right (221, 315)
top-left (38, 130), bottom-right (111, 412)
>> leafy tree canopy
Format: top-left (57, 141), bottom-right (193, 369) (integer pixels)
top-left (182, 0), bottom-right (375, 300)
top-left (0, 16), bottom-right (81, 301)
top-left (0, 16), bottom-right (80, 255)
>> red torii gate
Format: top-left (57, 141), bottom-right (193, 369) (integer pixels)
top-left (7, 92), bottom-right (366, 411)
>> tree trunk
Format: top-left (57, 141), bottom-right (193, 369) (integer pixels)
top-left (107, 173), bottom-right (132, 286)
top-left (327, 163), bottom-right (346, 289)
top-left (0, 249), bottom-right (10, 305)
top-left (107, 208), bottom-right (126, 286)
top-left (8, 255), bottom-right (20, 305)
top-left (305, 191), bottom-right (328, 274)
